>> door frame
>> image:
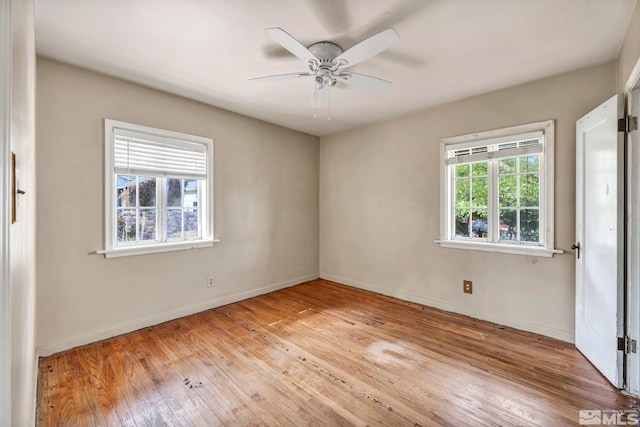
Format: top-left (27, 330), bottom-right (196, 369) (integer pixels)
top-left (0, 0), bottom-right (12, 425)
top-left (625, 59), bottom-right (640, 397)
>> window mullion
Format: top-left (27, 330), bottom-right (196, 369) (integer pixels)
top-left (468, 175), bottom-right (473, 238)
top-left (488, 160), bottom-right (497, 243)
top-left (112, 174), bottom-right (117, 247)
top-left (181, 209), bottom-right (185, 238)
top-left (181, 179), bottom-right (185, 239)
top-left (198, 180), bottom-right (203, 239)
top-left (158, 177), bottom-right (167, 243)
top-left (135, 177), bottom-right (140, 242)
top-left (539, 153), bottom-right (546, 246)
top-left (449, 166), bottom-right (456, 240)
top-left (515, 160), bottom-right (520, 242)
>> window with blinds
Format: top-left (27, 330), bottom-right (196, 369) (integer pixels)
top-left (101, 119), bottom-right (215, 257)
top-left (439, 120), bottom-right (558, 257)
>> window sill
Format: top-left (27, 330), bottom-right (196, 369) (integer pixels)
top-left (434, 239), bottom-right (563, 258)
top-left (97, 239), bottom-right (220, 258)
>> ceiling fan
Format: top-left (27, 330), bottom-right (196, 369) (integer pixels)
top-left (249, 27), bottom-right (400, 117)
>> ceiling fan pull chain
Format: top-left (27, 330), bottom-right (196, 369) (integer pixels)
top-left (313, 86), bottom-right (318, 119)
top-left (327, 86), bottom-right (331, 121)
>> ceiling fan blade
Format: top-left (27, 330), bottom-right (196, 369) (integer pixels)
top-left (266, 28), bottom-right (318, 64)
top-left (333, 29), bottom-right (400, 69)
top-left (248, 73), bottom-right (311, 82)
top-left (335, 72), bottom-right (392, 90)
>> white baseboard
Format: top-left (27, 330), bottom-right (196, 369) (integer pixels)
top-left (37, 273), bottom-right (319, 357)
top-left (320, 273), bottom-right (575, 343)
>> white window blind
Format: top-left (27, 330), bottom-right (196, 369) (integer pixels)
top-left (113, 128), bottom-right (207, 179)
top-left (445, 131), bottom-right (543, 165)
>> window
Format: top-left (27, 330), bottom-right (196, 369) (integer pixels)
top-left (439, 120), bottom-right (560, 257)
top-left (100, 119), bottom-right (216, 258)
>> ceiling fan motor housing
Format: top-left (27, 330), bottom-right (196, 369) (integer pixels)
top-left (308, 42), bottom-right (343, 88)
top-left (308, 42), bottom-right (343, 64)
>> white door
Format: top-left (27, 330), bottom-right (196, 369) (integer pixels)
top-left (0, 0), bottom-right (11, 424)
top-left (575, 94), bottom-right (625, 388)
top-left (627, 86), bottom-right (640, 396)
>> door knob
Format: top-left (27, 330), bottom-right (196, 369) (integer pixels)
top-left (572, 243), bottom-right (580, 259)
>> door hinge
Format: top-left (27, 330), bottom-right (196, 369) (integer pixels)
top-left (619, 115), bottom-right (639, 133)
top-left (618, 336), bottom-right (638, 353)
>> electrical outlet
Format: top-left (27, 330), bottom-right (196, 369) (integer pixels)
top-left (207, 276), bottom-right (215, 288)
top-left (463, 280), bottom-right (473, 294)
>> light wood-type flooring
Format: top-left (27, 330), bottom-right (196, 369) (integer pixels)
top-left (37, 279), bottom-right (638, 426)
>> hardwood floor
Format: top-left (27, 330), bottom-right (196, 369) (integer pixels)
top-left (38, 279), bottom-right (637, 426)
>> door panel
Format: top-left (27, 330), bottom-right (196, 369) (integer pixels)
top-left (575, 94), bottom-right (624, 387)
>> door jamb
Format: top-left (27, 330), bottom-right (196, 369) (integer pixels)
top-left (624, 58), bottom-right (640, 397)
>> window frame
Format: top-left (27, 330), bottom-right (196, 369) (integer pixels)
top-left (438, 120), bottom-right (561, 257)
top-left (100, 119), bottom-right (217, 258)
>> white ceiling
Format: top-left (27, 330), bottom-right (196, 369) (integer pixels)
top-left (35, 0), bottom-right (636, 137)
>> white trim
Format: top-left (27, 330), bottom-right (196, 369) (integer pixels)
top-left (97, 238), bottom-right (220, 258)
top-left (0, 0), bottom-right (11, 424)
top-left (625, 57), bottom-right (640, 93)
top-left (621, 57), bottom-right (640, 395)
top-left (439, 120), bottom-right (558, 256)
top-left (544, 120), bottom-right (556, 253)
top-left (443, 130), bottom-right (543, 151)
top-left (434, 239), bottom-right (562, 257)
top-left (626, 85), bottom-right (640, 397)
top-left (109, 120), bottom-right (213, 146)
top-left (320, 273), bottom-right (575, 343)
top-left (103, 119), bottom-right (216, 257)
top-left (439, 142), bottom-right (449, 252)
top-left (442, 121), bottom-right (551, 144)
top-left (37, 273), bottom-right (320, 357)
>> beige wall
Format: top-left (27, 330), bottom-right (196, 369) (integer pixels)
top-left (36, 58), bottom-right (319, 355)
top-left (618, 1), bottom-right (640, 91)
top-left (11, 0), bottom-right (37, 425)
top-left (319, 62), bottom-right (616, 342)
